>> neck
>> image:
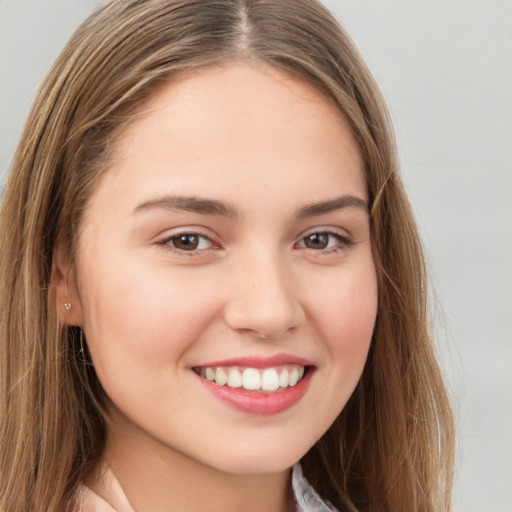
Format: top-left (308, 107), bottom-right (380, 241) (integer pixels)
top-left (88, 409), bottom-right (293, 512)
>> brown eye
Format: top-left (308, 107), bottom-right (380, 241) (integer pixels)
top-left (303, 233), bottom-right (330, 249)
top-left (167, 234), bottom-right (211, 251)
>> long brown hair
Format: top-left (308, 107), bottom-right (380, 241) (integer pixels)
top-left (0, 1), bottom-right (455, 510)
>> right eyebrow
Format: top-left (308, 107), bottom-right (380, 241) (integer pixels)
top-left (132, 195), bottom-right (239, 218)
top-left (297, 195), bottom-right (370, 218)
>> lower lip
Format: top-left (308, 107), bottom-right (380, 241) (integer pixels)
top-left (197, 370), bottom-right (312, 415)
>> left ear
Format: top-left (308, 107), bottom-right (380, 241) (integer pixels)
top-left (52, 242), bottom-right (85, 326)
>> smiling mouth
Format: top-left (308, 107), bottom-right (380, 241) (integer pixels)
top-left (193, 365), bottom-right (308, 393)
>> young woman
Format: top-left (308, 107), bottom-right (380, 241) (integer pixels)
top-left (0, 1), bottom-right (455, 511)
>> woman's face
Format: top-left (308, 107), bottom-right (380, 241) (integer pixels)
top-left (63, 62), bottom-right (377, 475)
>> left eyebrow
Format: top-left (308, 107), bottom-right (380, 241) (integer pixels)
top-left (297, 195), bottom-right (370, 218)
top-left (132, 195), bottom-right (239, 218)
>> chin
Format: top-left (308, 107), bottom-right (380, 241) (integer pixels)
top-left (207, 439), bottom-right (312, 476)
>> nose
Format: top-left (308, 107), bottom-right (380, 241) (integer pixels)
top-left (223, 248), bottom-right (305, 340)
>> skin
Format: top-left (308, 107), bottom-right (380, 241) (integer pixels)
top-left (56, 62), bottom-right (378, 512)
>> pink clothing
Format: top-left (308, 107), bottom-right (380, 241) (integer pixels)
top-left (78, 466), bottom-right (135, 512)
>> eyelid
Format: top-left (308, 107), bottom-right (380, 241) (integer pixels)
top-left (297, 225), bottom-right (352, 241)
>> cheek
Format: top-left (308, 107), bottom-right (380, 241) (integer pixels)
top-left (79, 260), bottom-right (221, 376)
top-left (311, 263), bottom-right (377, 365)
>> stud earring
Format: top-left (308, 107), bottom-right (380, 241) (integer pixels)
top-left (64, 303), bottom-right (72, 310)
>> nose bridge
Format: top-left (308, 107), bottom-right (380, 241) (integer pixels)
top-left (224, 243), bottom-right (303, 338)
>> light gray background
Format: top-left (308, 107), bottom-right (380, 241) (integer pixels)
top-left (1, 1), bottom-right (511, 511)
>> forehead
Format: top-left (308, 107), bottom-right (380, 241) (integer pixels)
top-left (86, 62), bottom-right (366, 219)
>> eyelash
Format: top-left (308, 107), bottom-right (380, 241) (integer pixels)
top-left (157, 230), bottom-right (353, 256)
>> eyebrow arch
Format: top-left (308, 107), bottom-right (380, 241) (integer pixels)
top-left (133, 195), bottom-right (239, 218)
top-left (297, 195), bottom-right (370, 218)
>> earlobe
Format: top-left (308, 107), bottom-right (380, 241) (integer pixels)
top-left (53, 243), bottom-right (85, 326)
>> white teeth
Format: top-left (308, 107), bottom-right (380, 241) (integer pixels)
top-left (288, 367), bottom-right (299, 387)
top-left (242, 368), bottom-right (261, 390)
top-left (279, 369), bottom-right (289, 388)
top-left (261, 368), bottom-right (280, 391)
top-left (200, 365), bottom-right (307, 393)
top-left (227, 368), bottom-right (242, 388)
top-left (214, 368), bottom-right (228, 386)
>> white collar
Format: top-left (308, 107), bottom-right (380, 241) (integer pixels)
top-left (291, 463), bottom-right (339, 512)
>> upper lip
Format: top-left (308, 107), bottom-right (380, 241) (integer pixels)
top-left (194, 353), bottom-right (314, 369)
